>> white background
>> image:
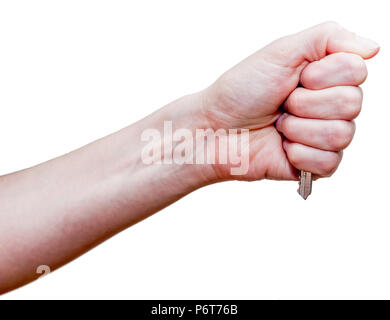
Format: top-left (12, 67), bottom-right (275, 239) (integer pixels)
top-left (0, 0), bottom-right (388, 299)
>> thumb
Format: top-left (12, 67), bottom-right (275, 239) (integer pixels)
top-left (260, 22), bottom-right (380, 68)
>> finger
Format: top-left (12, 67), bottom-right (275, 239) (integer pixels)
top-left (283, 141), bottom-right (343, 177)
top-left (300, 52), bottom-right (368, 90)
top-left (260, 21), bottom-right (379, 68)
top-left (284, 86), bottom-right (363, 120)
top-left (276, 114), bottom-right (355, 151)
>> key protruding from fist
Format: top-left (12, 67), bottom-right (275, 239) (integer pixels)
top-left (201, 22), bottom-right (379, 181)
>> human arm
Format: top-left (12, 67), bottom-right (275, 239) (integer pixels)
top-left (0, 22), bottom-right (379, 293)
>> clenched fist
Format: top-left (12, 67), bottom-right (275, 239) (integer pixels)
top-left (201, 22), bottom-right (379, 181)
top-left (0, 21), bottom-right (380, 293)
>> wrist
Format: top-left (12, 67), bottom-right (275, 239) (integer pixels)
top-left (125, 91), bottom-right (222, 193)
top-left (133, 90), bottom-right (251, 186)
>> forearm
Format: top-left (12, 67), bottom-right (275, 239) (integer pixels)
top-left (0, 92), bottom-right (215, 293)
top-left (1, 22), bottom-right (379, 295)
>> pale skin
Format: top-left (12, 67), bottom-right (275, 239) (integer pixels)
top-left (0, 22), bottom-right (379, 293)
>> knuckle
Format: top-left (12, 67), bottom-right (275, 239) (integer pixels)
top-left (346, 54), bottom-right (368, 83)
top-left (326, 121), bottom-right (355, 150)
top-left (344, 103), bottom-right (362, 120)
top-left (318, 151), bottom-right (341, 176)
top-left (338, 87), bottom-right (363, 119)
top-left (344, 86), bottom-right (363, 104)
top-left (322, 21), bottom-right (342, 32)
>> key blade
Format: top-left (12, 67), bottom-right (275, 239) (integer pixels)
top-left (298, 170), bottom-right (312, 200)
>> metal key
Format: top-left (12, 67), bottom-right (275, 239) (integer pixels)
top-left (298, 170), bottom-right (312, 200)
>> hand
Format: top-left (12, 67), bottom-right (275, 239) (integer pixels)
top-left (0, 21), bottom-right (380, 294)
top-left (201, 22), bottom-right (379, 181)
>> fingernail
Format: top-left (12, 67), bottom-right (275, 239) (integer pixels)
top-left (276, 113), bottom-right (288, 131)
top-left (356, 36), bottom-right (380, 52)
